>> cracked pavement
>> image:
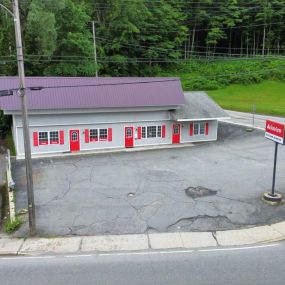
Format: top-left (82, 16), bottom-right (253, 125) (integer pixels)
top-left (13, 123), bottom-right (285, 237)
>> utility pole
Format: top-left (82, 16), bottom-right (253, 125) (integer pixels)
top-left (92, 21), bottom-right (98, 77)
top-left (12, 0), bottom-right (36, 236)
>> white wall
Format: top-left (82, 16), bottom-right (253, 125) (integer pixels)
top-left (14, 111), bottom-right (218, 158)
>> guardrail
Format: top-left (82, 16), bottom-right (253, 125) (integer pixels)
top-left (6, 149), bottom-right (16, 222)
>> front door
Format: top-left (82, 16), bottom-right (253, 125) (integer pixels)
top-left (172, 124), bottom-right (181, 144)
top-left (125, 127), bottom-right (134, 148)
top-left (69, 130), bottom-right (80, 152)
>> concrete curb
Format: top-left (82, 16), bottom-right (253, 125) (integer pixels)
top-left (1, 222), bottom-right (285, 256)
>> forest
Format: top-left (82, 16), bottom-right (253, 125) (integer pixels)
top-left (0, 0), bottom-right (284, 78)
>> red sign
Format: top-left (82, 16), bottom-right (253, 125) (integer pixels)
top-left (265, 120), bottom-right (285, 145)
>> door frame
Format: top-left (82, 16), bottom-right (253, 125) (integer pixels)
top-left (124, 126), bottom-right (134, 148)
top-left (69, 129), bottom-right (80, 152)
top-left (172, 123), bottom-right (181, 144)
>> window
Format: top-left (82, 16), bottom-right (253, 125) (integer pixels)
top-left (39, 132), bottom-right (48, 145)
top-left (147, 126), bottom-right (157, 138)
top-left (50, 131), bottom-right (59, 144)
top-left (193, 123), bottom-right (206, 135)
top-left (126, 128), bottom-right (133, 138)
top-left (90, 129), bottom-right (98, 141)
top-left (173, 125), bottom-right (180, 135)
top-left (157, 126), bottom-right (162, 138)
top-left (142, 127), bottom-right (146, 138)
top-left (200, 123), bottom-right (205, 135)
top-left (71, 131), bottom-right (78, 141)
top-left (194, 123), bottom-right (199, 135)
top-left (140, 125), bottom-right (163, 139)
top-left (99, 128), bottom-right (108, 140)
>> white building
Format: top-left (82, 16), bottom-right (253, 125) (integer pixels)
top-left (0, 77), bottom-right (228, 159)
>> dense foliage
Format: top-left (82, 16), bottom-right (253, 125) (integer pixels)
top-left (0, 0), bottom-right (284, 77)
top-left (160, 58), bottom-right (285, 90)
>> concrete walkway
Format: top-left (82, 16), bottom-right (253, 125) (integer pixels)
top-left (222, 110), bottom-right (285, 130)
top-left (1, 222), bottom-right (285, 255)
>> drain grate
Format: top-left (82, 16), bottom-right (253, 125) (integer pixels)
top-left (185, 186), bottom-right (217, 199)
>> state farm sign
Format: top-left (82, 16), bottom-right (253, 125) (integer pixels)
top-left (265, 120), bottom-right (285, 145)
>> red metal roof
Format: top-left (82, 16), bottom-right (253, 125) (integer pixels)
top-left (0, 77), bottom-right (185, 111)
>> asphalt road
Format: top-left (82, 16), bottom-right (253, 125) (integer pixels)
top-left (0, 242), bottom-right (285, 285)
top-left (223, 110), bottom-right (285, 129)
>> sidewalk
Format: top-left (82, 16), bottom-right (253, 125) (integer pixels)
top-left (1, 222), bottom-right (285, 256)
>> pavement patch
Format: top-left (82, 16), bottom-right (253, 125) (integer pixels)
top-left (185, 186), bottom-right (217, 199)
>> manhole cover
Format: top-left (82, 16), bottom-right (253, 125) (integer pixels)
top-left (127, 192), bottom-right (135, 197)
top-left (185, 186), bottom-right (217, 199)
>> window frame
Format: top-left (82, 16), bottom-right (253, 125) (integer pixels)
top-left (140, 125), bottom-right (163, 139)
top-left (89, 129), bottom-right (98, 142)
top-left (142, 127), bottom-right (146, 138)
top-left (99, 128), bottom-right (108, 141)
top-left (49, 131), bottom-right (59, 145)
top-left (193, 123), bottom-right (206, 136)
top-left (38, 131), bottom-right (49, 145)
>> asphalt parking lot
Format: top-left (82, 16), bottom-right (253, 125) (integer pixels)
top-left (13, 123), bottom-right (285, 237)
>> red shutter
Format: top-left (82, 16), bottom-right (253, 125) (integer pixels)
top-left (108, 128), bottom-right (112, 141)
top-left (190, 123), bottom-right (193, 136)
top-left (60, 131), bottom-right (64, 145)
top-left (206, 122), bottom-right (209, 135)
top-left (162, 125), bottom-right (166, 138)
top-left (33, 132), bottom-right (38, 147)
top-left (137, 127), bottom-right (142, 139)
top-left (85, 129), bottom-right (90, 143)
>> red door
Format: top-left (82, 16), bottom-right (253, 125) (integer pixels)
top-left (125, 127), bottom-right (134, 148)
top-left (69, 130), bottom-right (80, 152)
top-left (172, 124), bottom-right (181, 144)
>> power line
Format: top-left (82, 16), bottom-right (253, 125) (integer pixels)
top-left (10, 78), bottom-right (179, 92)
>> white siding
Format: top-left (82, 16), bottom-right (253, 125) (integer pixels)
top-left (14, 111), bottom-right (218, 159)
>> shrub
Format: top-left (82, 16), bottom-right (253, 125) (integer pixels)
top-left (4, 217), bottom-right (22, 234)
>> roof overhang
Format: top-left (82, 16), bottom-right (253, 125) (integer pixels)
top-left (3, 105), bottom-right (183, 116)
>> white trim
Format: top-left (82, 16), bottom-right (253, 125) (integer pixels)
top-left (15, 118), bottom-right (171, 128)
top-left (15, 127), bottom-right (19, 155)
top-left (180, 138), bottom-right (216, 144)
top-left (131, 142), bottom-right (171, 148)
top-left (177, 117), bottom-right (230, 122)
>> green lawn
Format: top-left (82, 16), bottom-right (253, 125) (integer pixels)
top-left (207, 81), bottom-right (285, 117)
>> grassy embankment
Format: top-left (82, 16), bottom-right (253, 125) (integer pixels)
top-left (159, 59), bottom-right (285, 117)
top-left (208, 81), bottom-right (285, 117)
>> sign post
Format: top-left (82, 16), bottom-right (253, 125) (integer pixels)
top-left (263, 120), bottom-right (284, 204)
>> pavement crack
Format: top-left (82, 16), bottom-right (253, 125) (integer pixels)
top-left (212, 231), bottom-right (220, 246)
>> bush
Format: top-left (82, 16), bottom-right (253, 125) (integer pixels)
top-left (0, 111), bottom-right (11, 136)
top-left (4, 217), bottom-right (22, 234)
top-left (4, 132), bottom-right (16, 156)
top-left (158, 58), bottom-right (285, 91)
